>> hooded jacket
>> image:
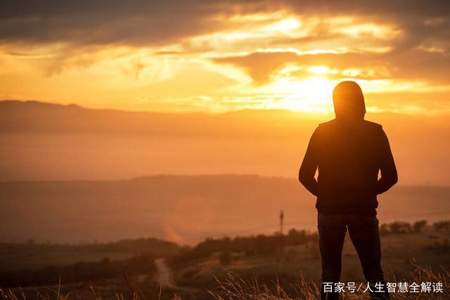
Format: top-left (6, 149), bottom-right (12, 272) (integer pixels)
top-left (299, 82), bottom-right (398, 215)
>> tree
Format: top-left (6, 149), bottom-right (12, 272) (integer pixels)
top-left (413, 220), bottom-right (427, 232)
top-left (433, 221), bottom-right (450, 232)
top-left (389, 221), bottom-right (412, 234)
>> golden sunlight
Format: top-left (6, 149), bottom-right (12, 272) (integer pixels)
top-left (265, 17), bottom-right (302, 32)
top-left (262, 77), bottom-right (335, 112)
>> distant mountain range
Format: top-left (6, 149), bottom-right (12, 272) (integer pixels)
top-left (0, 100), bottom-right (316, 136)
top-left (0, 100), bottom-right (449, 184)
top-left (1, 175), bottom-right (449, 244)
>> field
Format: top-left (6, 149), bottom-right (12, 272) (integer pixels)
top-left (0, 220), bottom-right (448, 299)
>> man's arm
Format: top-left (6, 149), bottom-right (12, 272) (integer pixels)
top-left (299, 128), bottom-right (319, 196)
top-left (376, 128), bottom-right (398, 194)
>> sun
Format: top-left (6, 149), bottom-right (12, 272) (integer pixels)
top-left (267, 76), bottom-right (335, 112)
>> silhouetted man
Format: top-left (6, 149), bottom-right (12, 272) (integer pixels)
top-left (299, 81), bottom-right (397, 300)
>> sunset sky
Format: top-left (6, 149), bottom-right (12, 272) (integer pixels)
top-left (1, 1), bottom-right (449, 114)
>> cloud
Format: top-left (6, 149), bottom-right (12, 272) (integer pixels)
top-left (0, 0), bottom-right (449, 113)
top-left (0, 1), bottom-right (448, 50)
top-left (213, 48), bottom-right (450, 85)
top-left (213, 51), bottom-right (391, 84)
top-left (1, 1), bottom-right (447, 80)
top-left (0, 0), bottom-right (232, 47)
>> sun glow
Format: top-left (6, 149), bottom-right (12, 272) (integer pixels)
top-left (264, 77), bottom-right (335, 112)
top-left (265, 17), bottom-right (301, 32)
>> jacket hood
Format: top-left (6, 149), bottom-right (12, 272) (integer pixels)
top-left (332, 81), bottom-right (366, 121)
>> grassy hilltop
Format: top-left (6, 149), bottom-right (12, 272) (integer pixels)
top-left (1, 220), bottom-right (448, 299)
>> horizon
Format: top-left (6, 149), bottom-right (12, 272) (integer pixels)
top-left (4, 98), bottom-right (450, 116)
top-left (1, 172), bottom-right (449, 187)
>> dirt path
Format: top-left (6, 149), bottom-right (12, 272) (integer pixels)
top-left (154, 258), bottom-right (175, 288)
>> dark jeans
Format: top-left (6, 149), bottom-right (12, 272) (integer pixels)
top-left (318, 213), bottom-right (389, 300)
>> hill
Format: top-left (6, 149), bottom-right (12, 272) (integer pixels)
top-left (1, 175), bottom-right (449, 244)
top-left (0, 100), bottom-right (449, 184)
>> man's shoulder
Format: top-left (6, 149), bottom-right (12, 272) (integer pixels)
top-left (362, 120), bottom-right (384, 136)
top-left (317, 119), bottom-right (336, 129)
top-left (316, 119), bottom-right (384, 135)
top-left (363, 120), bottom-right (383, 129)
top-left (314, 120), bottom-right (334, 137)
top-left (316, 119), bottom-right (383, 131)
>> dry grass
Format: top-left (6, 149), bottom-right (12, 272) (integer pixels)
top-left (208, 272), bottom-right (320, 300)
top-left (1, 265), bottom-right (448, 300)
top-left (208, 264), bottom-right (448, 300)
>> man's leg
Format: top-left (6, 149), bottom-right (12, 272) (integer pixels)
top-left (348, 215), bottom-right (389, 299)
top-left (318, 214), bottom-right (347, 300)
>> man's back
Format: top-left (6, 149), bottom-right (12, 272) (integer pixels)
top-left (300, 119), bottom-right (397, 215)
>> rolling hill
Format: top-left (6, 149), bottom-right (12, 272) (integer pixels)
top-left (1, 175), bottom-right (448, 244)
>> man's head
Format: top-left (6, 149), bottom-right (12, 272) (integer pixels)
top-left (332, 81), bottom-right (366, 121)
